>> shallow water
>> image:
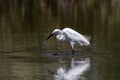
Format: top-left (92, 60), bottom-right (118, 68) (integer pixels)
top-left (0, 51), bottom-right (91, 80)
top-left (0, 48), bottom-right (119, 80)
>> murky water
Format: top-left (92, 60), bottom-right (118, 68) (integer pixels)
top-left (0, 0), bottom-right (120, 80)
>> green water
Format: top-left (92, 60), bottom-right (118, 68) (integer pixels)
top-left (0, 0), bottom-right (120, 80)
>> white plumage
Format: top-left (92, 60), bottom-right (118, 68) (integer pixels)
top-left (46, 28), bottom-right (90, 55)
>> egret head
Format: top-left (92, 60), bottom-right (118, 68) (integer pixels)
top-left (52, 29), bottom-right (62, 35)
top-left (46, 29), bottom-right (62, 40)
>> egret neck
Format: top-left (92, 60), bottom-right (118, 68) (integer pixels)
top-left (56, 34), bottom-right (65, 41)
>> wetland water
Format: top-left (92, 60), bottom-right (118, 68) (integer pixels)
top-left (0, 0), bottom-right (120, 80)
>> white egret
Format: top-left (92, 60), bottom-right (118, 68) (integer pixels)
top-left (46, 28), bottom-right (90, 56)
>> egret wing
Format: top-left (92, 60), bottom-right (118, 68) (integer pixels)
top-left (62, 28), bottom-right (90, 46)
top-left (62, 28), bottom-right (84, 41)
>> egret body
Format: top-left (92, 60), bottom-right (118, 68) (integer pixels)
top-left (46, 28), bottom-right (90, 55)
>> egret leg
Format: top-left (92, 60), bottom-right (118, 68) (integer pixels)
top-left (70, 42), bottom-right (75, 57)
top-left (72, 49), bottom-right (75, 56)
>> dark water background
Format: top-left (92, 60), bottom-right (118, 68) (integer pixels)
top-left (0, 0), bottom-right (120, 80)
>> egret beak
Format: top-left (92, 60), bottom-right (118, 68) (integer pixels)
top-left (46, 33), bottom-right (55, 40)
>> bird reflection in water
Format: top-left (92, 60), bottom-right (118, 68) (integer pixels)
top-left (54, 58), bottom-right (90, 80)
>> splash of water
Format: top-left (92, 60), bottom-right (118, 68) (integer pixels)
top-left (54, 58), bottom-right (90, 80)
